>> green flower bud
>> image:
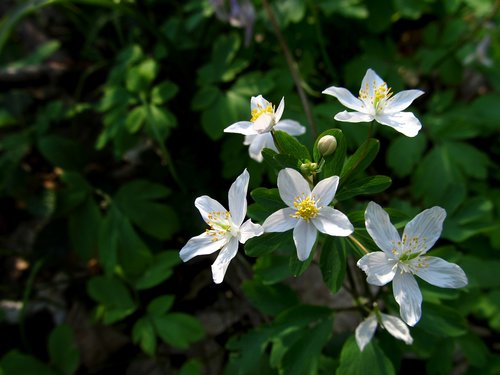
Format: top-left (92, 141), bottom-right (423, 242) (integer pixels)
top-left (300, 161), bottom-right (318, 175)
top-left (317, 135), bottom-right (337, 156)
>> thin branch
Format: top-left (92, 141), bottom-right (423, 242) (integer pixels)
top-left (262, 0), bottom-right (318, 138)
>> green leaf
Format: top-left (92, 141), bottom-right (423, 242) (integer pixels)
top-left (191, 85), bottom-right (221, 111)
top-left (418, 302), bottom-right (467, 337)
top-left (8, 40), bottom-right (60, 69)
top-left (153, 313), bottom-right (205, 349)
top-left (98, 206), bottom-right (120, 275)
top-left (201, 90), bottom-right (247, 140)
top-left (132, 317), bottom-right (157, 356)
top-left (274, 304), bottom-right (332, 327)
top-left (458, 332), bottom-right (488, 367)
top-left (253, 255), bottom-right (291, 284)
top-left (38, 135), bottom-right (85, 170)
top-left (115, 180), bottom-right (179, 240)
top-left (179, 359), bottom-right (203, 375)
top-left (314, 129), bottom-right (346, 179)
top-left (126, 58), bottom-right (158, 92)
top-left (336, 175), bottom-right (392, 201)
top-left (336, 336), bottom-right (395, 375)
top-left (242, 280), bottom-right (299, 316)
top-left (151, 81), bottom-right (178, 105)
top-left (146, 104), bottom-right (177, 141)
top-left (273, 130), bottom-right (310, 161)
top-left (68, 197), bottom-right (101, 261)
top-left (289, 247), bottom-right (315, 277)
top-left (135, 251), bottom-right (180, 290)
top-left (460, 256), bottom-right (500, 288)
top-left (147, 295), bottom-right (175, 316)
top-left (48, 324), bottom-right (79, 375)
top-left (387, 135), bottom-right (427, 177)
top-left (280, 318), bottom-right (333, 375)
top-left (87, 275), bottom-right (137, 324)
top-left (0, 351), bottom-right (57, 375)
top-left (250, 188), bottom-right (285, 211)
top-left (340, 138), bottom-right (379, 184)
top-left (231, 72), bottom-right (275, 96)
top-left (444, 141), bottom-right (490, 179)
top-left (245, 232), bottom-right (294, 257)
top-left (319, 236), bottom-right (346, 294)
top-left (125, 106), bottom-right (146, 133)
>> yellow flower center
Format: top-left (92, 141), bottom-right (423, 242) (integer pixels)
top-left (205, 211), bottom-right (231, 242)
top-left (250, 103), bottom-right (274, 122)
top-left (292, 194), bottom-right (319, 222)
top-left (359, 81), bottom-right (393, 111)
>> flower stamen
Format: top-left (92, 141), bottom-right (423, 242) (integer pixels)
top-left (291, 194), bottom-right (319, 222)
top-left (251, 103), bottom-right (274, 122)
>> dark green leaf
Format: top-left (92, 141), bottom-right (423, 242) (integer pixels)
top-left (273, 130), bottom-right (310, 161)
top-left (179, 359), bottom-right (203, 375)
top-left (0, 351), bottom-right (56, 375)
top-left (336, 175), bottom-right (392, 201)
top-left (336, 336), bottom-right (395, 375)
top-left (253, 255), bottom-right (291, 284)
top-left (340, 138), bottom-right (379, 184)
top-left (38, 135), bottom-right (85, 170)
top-left (250, 187), bottom-right (285, 211)
top-left (135, 251), bottom-right (180, 290)
top-left (418, 302), bottom-right (467, 337)
top-left (319, 236), bottom-right (346, 293)
top-left (132, 317), bottom-right (157, 356)
top-left (98, 206), bottom-right (120, 275)
top-left (387, 135), bottom-right (427, 177)
top-left (153, 313), bottom-right (205, 349)
top-left (245, 232), bottom-right (294, 257)
top-left (151, 81), bottom-right (178, 105)
top-left (147, 295), bottom-right (175, 316)
top-left (48, 324), bottom-right (79, 375)
top-left (242, 280), bottom-right (299, 316)
top-left (68, 197), bottom-right (101, 261)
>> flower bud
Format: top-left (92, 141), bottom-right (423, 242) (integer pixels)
top-left (317, 135), bottom-right (337, 157)
top-left (300, 162), bottom-right (318, 175)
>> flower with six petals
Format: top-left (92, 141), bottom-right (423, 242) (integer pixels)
top-left (224, 95), bottom-right (305, 162)
top-left (357, 202), bottom-right (468, 326)
top-left (322, 68), bottom-right (424, 137)
top-left (179, 169), bottom-right (263, 284)
top-left (262, 168), bottom-right (354, 261)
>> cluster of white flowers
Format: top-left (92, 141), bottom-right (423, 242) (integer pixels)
top-left (179, 68), bottom-right (468, 351)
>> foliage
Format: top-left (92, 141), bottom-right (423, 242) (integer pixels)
top-left (0, 0), bottom-right (499, 374)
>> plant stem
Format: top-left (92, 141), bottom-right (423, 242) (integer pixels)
top-left (348, 235), bottom-right (370, 255)
top-left (262, 0), bottom-right (318, 138)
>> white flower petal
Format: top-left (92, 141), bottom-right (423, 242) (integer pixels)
top-left (253, 113), bottom-right (274, 133)
top-left (416, 256), bottom-right (468, 288)
top-left (361, 68), bottom-right (385, 99)
top-left (248, 133), bottom-right (274, 162)
top-left (334, 111), bottom-right (374, 123)
top-left (224, 121), bottom-right (257, 135)
top-left (357, 252), bottom-right (397, 286)
top-left (311, 176), bottom-right (339, 206)
top-left (179, 232), bottom-right (226, 262)
top-left (251, 95), bottom-right (270, 111)
top-left (393, 271), bottom-right (422, 326)
top-left (274, 97), bottom-right (285, 123)
top-left (243, 134), bottom-right (256, 146)
top-left (228, 169), bottom-right (249, 226)
top-left (322, 86), bottom-right (366, 112)
top-left (312, 207), bottom-right (353, 236)
top-left (355, 314), bottom-right (378, 352)
top-left (262, 208), bottom-right (296, 232)
top-left (375, 112), bottom-right (422, 137)
top-left (274, 119), bottom-right (306, 135)
top-left (239, 219), bottom-right (264, 243)
top-left (195, 195), bottom-right (227, 224)
top-left (365, 202), bottom-right (401, 256)
top-left (211, 237), bottom-right (239, 284)
top-left (293, 220), bottom-right (317, 261)
top-left (384, 89), bottom-right (424, 113)
top-left (277, 168), bottom-right (311, 207)
top-left (380, 313), bottom-right (413, 345)
top-left (402, 206), bottom-right (446, 254)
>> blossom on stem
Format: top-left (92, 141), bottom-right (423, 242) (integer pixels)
top-left (224, 95), bottom-right (305, 162)
top-left (179, 169), bottom-right (263, 284)
top-left (262, 168), bottom-right (353, 261)
top-left (322, 68), bottom-right (424, 137)
top-left (355, 311), bottom-right (413, 351)
top-left (357, 202), bottom-right (468, 326)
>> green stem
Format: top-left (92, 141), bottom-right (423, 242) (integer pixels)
top-left (262, 0), bottom-right (318, 138)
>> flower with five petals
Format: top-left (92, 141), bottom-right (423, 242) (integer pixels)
top-left (322, 68), bottom-right (424, 137)
top-left (179, 169), bottom-right (263, 283)
top-left (224, 95), bottom-right (305, 162)
top-left (357, 202), bottom-right (468, 326)
top-left (262, 168), bottom-right (354, 261)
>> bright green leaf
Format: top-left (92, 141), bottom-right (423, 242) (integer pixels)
top-left (153, 313), bottom-right (205, 349)
top-left (336, 336), bottom-right (395, 375)
top-left (132, 317), bottom-right (157, 356)
top-left (147, 295), bottom-right (175, 316)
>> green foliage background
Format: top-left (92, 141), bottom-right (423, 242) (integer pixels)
top-left (0, 0), bottom-right (499, 374)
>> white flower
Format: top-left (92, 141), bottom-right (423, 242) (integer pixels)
top-left (224, 95), bottom-right (306, 162)
top-left (262, 168), bottom-right (354, 261)
top-left (179, 169), bottom-right (263, 283)
top-left (357, 202), bottom-right (468, 326)
top-left (355, 311), bottom-right (413, 351)
top-left (322, 68), bottom-right (424, 137)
